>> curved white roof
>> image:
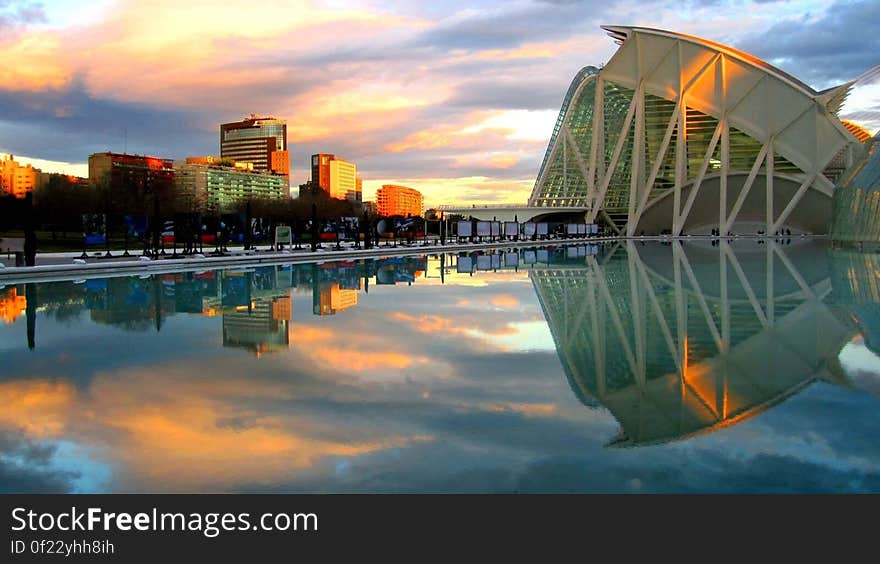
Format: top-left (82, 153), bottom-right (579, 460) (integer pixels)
top-left (597, 25), bottom-right (858, 175)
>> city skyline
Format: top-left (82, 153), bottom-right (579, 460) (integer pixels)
top-left (0, 0), bottom-right (877, 208)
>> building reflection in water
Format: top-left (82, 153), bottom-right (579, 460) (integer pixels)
top-left (5, 256), bottom-right (430, 356)
top-left (6, 241), bottom-right (879, 445)
top-left (0, 286), bottom-right (27, 324)
top-left (531, 240), bottom-right (879, 447)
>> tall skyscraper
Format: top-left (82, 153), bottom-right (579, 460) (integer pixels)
top-left (376, 185), bottom-right (423, 217)
top-left (220, 115), bottom-right (289, 185)
top-left (310, 153), bottom-right (361, 202)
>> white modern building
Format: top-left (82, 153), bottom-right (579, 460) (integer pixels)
top-left (440, 26), bottom-right (875, 234)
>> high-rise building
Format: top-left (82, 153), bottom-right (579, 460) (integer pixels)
top-left (313, 283), bottom-right (358, 316)
top-left (176, 157), bottom-right (288, 213)
top-left (88, 152), bottom-right (175, 196)
top-left (310, 153), bottom-right (360, 202)
top-left (0, 154), bottom-right (38, 198)
top-left (329, 158), bottom-right (357, 202)
top-left (376, 184), bottom-right (423, 217)
top-left (222, 296), bottom-right (291, 356)
top-left (220, 115), bottom-right (289, 195)
top-left (311, 153), bottom-right (333, 190)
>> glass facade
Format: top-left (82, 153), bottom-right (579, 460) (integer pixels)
top-left (831, 134), bottom-right (880, 242)
top-left (220, 116), bottom-right (288, 175)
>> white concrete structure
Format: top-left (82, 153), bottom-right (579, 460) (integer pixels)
top-left (530, 26), bottom-right (871, 236)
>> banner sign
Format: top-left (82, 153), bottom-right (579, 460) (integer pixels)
top-left (523, 250), bottom-right (536, 264)
top-left (578, 224), bottom-right (587, 235)
top-left (275, 225), bottom-right (292, 248)
top-left (82, 213), bottom-right (106, 245)
top-left (591, 224), bottom-right (599, 235)
top-left (567, 224), bottom-right (578, 235)
top-left (490, 222), bottom-right (501, 237)
top-left (476, 255), bottom-right (492, 270)
top-left (124, 215), bottom-right (147, 239)
top-left (537, 223), bottom-right (549, 236)
top-left (503, 222), bottom-right (519, 237)
top-left (457, 221), bottom-right (473, 237)
top-left (476, 221), bottom-right (491, 237)
top-left (522, 222), bottom-right (536, 237)
top-left (504, 252), bottom-right (519, 267)
top-left (161, 220), bottom-right (175, 244)
top-left (457, 255), bottom-right (474, 273)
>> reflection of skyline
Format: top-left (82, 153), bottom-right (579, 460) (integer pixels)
top-left (531, 240), bottom-right (871, 447)
top-left (223, 296), bottom-right (291, 356)
top-left (2, 243), bottom-right (880, 493)
top-left (313, 284), bottom-right (358, 316)
top-left (3, 256), bottom-right (435, 356)
top-left (0, 286), bottom-right (27, 324)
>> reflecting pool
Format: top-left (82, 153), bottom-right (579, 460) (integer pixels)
top-left (2, 240), bottom-right (880, 493)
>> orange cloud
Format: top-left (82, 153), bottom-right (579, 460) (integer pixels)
top-left (291, 326), bottom-right (334, 342)
top-left (490, 294), bottom-right (520, 308)
top-left (391, 311), bottom-right (520, 340)
top-left (308, 347), bottom-right (423, 371)
top-left (0, 380), bottom-right (76, 436)
top-left (0, 370), bottom-right (434, 491)
top-left (0, 33), bottom-right (70, 91)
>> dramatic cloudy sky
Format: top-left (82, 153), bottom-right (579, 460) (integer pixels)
top-left (0, 0), bottom-right (878, 206)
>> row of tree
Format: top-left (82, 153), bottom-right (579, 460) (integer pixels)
top-left (0, 174), bottom-right (433, 255)
top-left (3, 174), bottom-right (364, 228)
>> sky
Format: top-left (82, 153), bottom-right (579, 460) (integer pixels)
top-left (0, 0), bottom-right (878, 207)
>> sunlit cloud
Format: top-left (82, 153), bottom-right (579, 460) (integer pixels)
top-left (0, 372), bottom-right (434, 491)
top-left (0, 0), bottom-right (876, 201)
top-left (0, 380), bottom-right (76, 437)
top-left (462, 109), bottom-right (559, 141)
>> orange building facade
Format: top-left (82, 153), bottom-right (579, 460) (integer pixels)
top-left (310, 154), bottom-right (360, 202)
top-left (376, 184), bottom-right (423, 217)
top-left (1, 155), bottom-right (38, 198)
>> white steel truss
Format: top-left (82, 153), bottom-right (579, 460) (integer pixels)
top-left (529, 26), bottom-right (865, 236)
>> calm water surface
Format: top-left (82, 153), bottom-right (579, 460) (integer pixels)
top-left (2, 240), bottom-right (880, 493)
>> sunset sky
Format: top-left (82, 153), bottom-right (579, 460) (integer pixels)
top-left (0, 0), bottom-right (878, 206)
